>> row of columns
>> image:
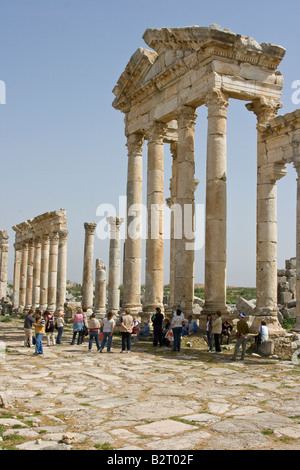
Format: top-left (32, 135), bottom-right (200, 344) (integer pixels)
top-left (123, 90), bottom-right (231, 317)
top-left (121, 90), bottom-right (291, 329)
top-left (81, 218), bottom-right (123, 315)
top-left (13, 230), bottom-right (68, 313)
top-left (0, 231), bottom-right (9, 300)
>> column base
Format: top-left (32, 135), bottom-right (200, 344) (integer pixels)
top-left (93, 308), bottom-right (107, 320)
top-left (249, 313), bottom-right (285, 335)
top-left (292, 317), bottom-right (300, 332)
top-left (142, 303), bottom-right (164, 315)
top-left (202, 303), bottom-right (231, 316)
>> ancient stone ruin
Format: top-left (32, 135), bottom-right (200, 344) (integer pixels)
top-left (1, 25), bottom-right (300, 336)
top-left (112, 24), bottom-right (300, 333)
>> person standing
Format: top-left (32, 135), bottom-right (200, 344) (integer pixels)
top-left (55, 311), bottom-right (65, 344)
top-left (88, 313), bottom-right (101, 351)
top-left (24, 309), bottom-right (35, 347)
top-left (33, 310), bottom-right (45, 355)
top-left (71, 308), bottom-right (84, 345)
top-left (120, 308), bottom-right (133, 353)
top-left (100, 311), bottom-right (115, 353)
top-left (151, 307), bottom-right (164, 347)
top-left (171, 308), bottom-right (186, 352)
top-left (45, 310), bottom-right (56, 346)
top-left (212, 311), bottom-right (222, 353)
top-left (206, 314), bottom-right (213, 352)
top-left (232, 313), bottom-right (250, 361)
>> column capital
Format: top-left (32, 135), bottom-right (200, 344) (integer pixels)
top-left (0, 244), bottom-right (9, 253)
top-left (294, 161), bottom-right (300, 179)
top-left (58, 229), bottom-right (69, 240)
top-left (41, 233), bottom-right (50, 243)
top-left (145, 121), bottom-right (168, 143)
top-left (176, 105), bottom-right (197, 128)
top-left (106, 217), bottom-right (124, 228)
top-left (126, 133), bottom-right (144, 156)
top-left (260, 162), bottom-right (287, 183)
top-left (205, 89), bottom-right (229, 117)
top-left (246, 97), bottom-right (283, 128)
top-left (49, 231), bottom-right (59, 242)
top-left (84, 222), bottom-right (97, 234)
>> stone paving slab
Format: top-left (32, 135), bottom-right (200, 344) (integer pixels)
top-left (1, 322), bottom-right (300, 450)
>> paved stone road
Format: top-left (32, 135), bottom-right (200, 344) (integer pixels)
top-left (1, 322), bottom-right (300, 450)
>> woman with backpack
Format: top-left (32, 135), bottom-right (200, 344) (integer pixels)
top-left (44, 310), bottom-right (56, 346)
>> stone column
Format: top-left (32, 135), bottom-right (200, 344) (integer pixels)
top-left (56, 229), bottom-right (68, 312)
top-left (82, 222), bottom-right (97, 310)
top-left (106, 217), bottom-right (123, 313)
top-left (203, 89), bottom-right (229, 315)
top-left (174, 106), bottom-right (197, 315)
top-left (94, 259), bottom-right (106, 317)
top-left (123, 133), bottom-right (144, 312)
top-left (293, 162), bottom-right (300, 332)
top-left (40, 234), bottom-right (50, 310)
top-left (12, 243), bottom-right (22, 310)
top-left (143, 121), bottom-right (167, 313)
top-left (167, 142), bottom-right (178, 311)
top-left (0, 231), bottom-right (9, 300)
top-left (246, 98), bottom-right (284, 333)
top-left (32, 239), bottom-right (42, 310)
top-left (25, 240), bottom-right (35, 311)
top-left (47, 232), bottom-right (59, 313)
top-left (19, 242), bottom-right (28, 310)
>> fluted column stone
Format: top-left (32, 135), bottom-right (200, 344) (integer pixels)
top-left (82, 223), bottom-right (97, 310)
top-left (174, 106), bottom-right (197, 315)
top-left (32, 239), bottom-right (42, 310)
top-left (123, 133), bottom-right (144, 312)
top-left (143, 122), bottom-right (167, 313)
top-left (47, 232), bottom-right (59, 313)
top-left (107, 217), bottom-right (123, 314)
top-left (25, 240), bottom-right (35, 311)
top-left (94, 259), bottom-right (107, 318)
top-left (12, 243), bottom-right (22, 310)
top-left (56, 229), bottom-right (68, 312)
top-left (40, 235), bottom-right (50, 310)
top-left (0, 231), bottom-right (9, 301)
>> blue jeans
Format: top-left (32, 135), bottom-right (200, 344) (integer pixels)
top-left (100, 332), bottom-right (113, 351)
top-left (172, 327), bottom-right (182, 351)
top-left (89, 331), bottom-right (100, 351)
top-left (207, 331), bottom-right (213, 351)
top-left (56, 327), bottom-right (63, 344)
top-left (35, 334), bottom-right (44, 354)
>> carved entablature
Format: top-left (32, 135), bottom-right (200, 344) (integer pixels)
top-left (12, 210), bottom-right (67, 245)
top-left (260, 109), bottom-right (300, 168)
top-left (113, 24), bottom-right (286, 136)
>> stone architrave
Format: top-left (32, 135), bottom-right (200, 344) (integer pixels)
top-left (123, 133), bottom-right (144, 312)
top-left (203, 89), bottom-right (229, 315)
top-left (25, 240), bottom-right (35, 311)
top-left (173, 106), bottom-right (197, 315)
top-left (106, 217), bottom-right (123, 314)
top-left (94, 259), bottom-right (107, 317)
top-left (143, 121), bottom-right (167, 313)
top-left (0, 231), bottom-right (9, 300)
top-left (40, 235), bottom-right (50, 310)
top-left (56, 229), bottom-right (68, 312)
top-left (82, 223), bottom-right (97, 310)
top-left (19, 242), bottom-right (29, 310)
top-left (32, 239), bottom-right (42, 310)
top-left (12, 243), bottom-right (22, 310)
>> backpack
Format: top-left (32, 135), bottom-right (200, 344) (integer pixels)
top-left (46, 316), bottom-right (54, 332)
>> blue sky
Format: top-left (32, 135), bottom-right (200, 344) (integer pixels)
top-left (0, 0), bottom-right (299, 287)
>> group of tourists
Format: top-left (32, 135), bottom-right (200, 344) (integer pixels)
top-left (23, 304), bottom-right (269, 359)
top-left (206, 311), bottom-right (269, 360)
top-left (23, 308), bottom-right (65, 355)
